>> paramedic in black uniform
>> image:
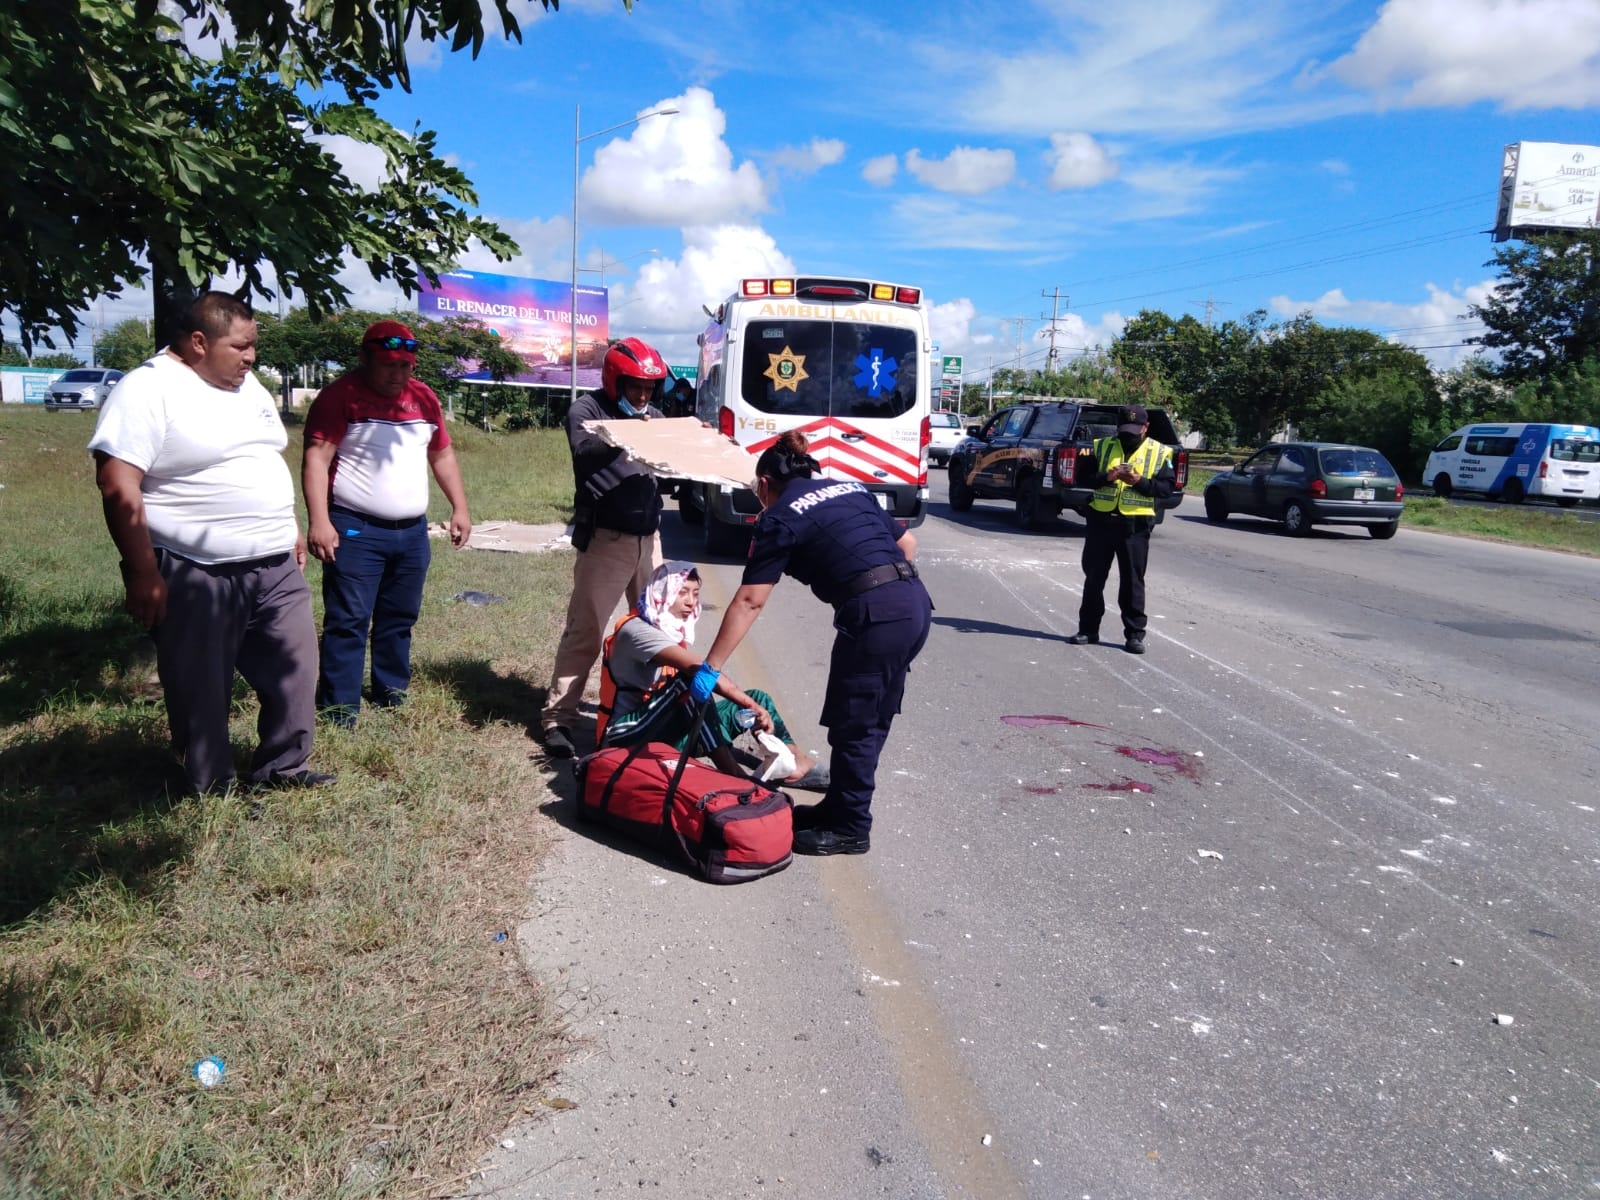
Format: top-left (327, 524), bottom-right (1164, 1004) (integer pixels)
top-left (695, 430), bottom-right (932, 855)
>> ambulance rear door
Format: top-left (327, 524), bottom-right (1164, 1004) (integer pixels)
top-left (737, 298), bottom-right (927, 524)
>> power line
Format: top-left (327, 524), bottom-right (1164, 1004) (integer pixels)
top-left (1073, 226), bottom-right (1487, 311)
top-left (1059, 191), bottom-right (1493, 294)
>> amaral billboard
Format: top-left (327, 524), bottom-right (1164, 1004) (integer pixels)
top-left (1494, 141), bottom-right (1600, 241)
top-left (417, 270), bottom-right (609, 388)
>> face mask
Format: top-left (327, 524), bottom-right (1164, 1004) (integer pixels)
top-left (1119, 432), bottom-right (1142, 456)
top-left (616, 395), bottom-right (644, 417)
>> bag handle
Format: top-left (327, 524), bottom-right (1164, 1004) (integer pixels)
top-left (658, 696), bottom-right (716, 825)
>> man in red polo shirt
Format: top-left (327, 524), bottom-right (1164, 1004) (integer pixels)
top-left (302, 320), bottom-right (472, 725)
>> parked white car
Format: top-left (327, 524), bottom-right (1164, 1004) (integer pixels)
top-left (927, 410), bottom-right (966, 465)
top-left (45, 368), bottom-right (123, 413)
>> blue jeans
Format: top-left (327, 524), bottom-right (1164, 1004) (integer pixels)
top-left (316, 507), bottom-right (430, 723)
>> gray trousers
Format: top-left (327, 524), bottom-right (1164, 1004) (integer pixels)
top-left (153, 549), bottom-right (318, 793)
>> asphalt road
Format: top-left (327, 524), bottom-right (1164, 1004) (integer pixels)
top-left (473, 478), bottom-right (1600, 1200)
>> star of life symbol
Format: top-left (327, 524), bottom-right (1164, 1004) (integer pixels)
top-left (853, 348), bottom-right (898, 397)
top-left (764, 346), bottom-right (809, 393)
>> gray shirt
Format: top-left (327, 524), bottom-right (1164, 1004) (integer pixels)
top-left (609, 617), bottom-right (679, 716)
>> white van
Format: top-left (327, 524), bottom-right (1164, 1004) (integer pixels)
top-left (681, 275), bottom-right (932, 552)
top-left (1423, 422), bottom-right (1600, 506)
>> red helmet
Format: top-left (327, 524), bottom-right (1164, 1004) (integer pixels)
top-left (600, 337), bottom-right (669, 403)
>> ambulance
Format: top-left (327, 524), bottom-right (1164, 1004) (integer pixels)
top-left (679, 275), bottom-right (932, 553)
top-left (1423, 422), bottom-right (1600, 506)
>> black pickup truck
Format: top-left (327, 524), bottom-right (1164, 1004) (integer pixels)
top-left (946, 399), bottom-right (1189, 529)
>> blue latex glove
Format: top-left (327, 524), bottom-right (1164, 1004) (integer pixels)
top-left (689, 663), bottom-right (721, 703)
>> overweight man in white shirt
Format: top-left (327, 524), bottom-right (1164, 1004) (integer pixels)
top-left (89, 290), bottom-right (333, 797)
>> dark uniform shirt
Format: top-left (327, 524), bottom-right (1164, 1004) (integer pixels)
top-left (743, 477), bottom-right (907, 606)
top-left (567, 388), bottom-right (664, 535)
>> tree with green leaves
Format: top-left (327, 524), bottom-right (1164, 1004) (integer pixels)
top-left (0, 1), bottom-right (612, 352)
top-left (95, 319), bottom-right (157, 374)
top-left (1468, 231), bottom-right (1600, 384)
top-left (29, 353), bottom-right (81, 371)
top-left (254, 306), bottom-right (528, 422)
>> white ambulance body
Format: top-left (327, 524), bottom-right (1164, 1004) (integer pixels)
top-left (681, 276), bottom-right (932, 552)
top-left (1423, 422), bottom-right (1600, 506)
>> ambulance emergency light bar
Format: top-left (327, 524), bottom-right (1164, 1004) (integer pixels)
top-left (739, 277), bottom-right (922, 306)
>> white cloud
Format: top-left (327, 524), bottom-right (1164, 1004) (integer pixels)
top-left (617, 225), bottom-right (796, 361)
top-left (929, 297), bottom-right (979, 353)
top-left (455, 216), bottom-right (571, 279)
top-left (886, 195), bottom-right (1038, 252)
top-left (905, 147), bottom-right (1017, 195)
top-left (1329, 0), bottom-right (1600, 109)
top-left (1046, 132), bottom-right (1119, 190)
top-left (953, 2), bottom-right (1359, 137)
top-left (1119, 158), bottom-right (1245, 219)
top-left (861, 154), bottom-right (899, 186)
top-left (766, 138), bottom-right (847, 174)
top-left (312, 133), bottom-right (391, 192)
top-left (581, 86), bottom-right (768, 226)
top-left (1267, 280), bottom-right (1497, 368)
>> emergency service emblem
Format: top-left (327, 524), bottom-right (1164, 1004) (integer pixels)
top-left (853, 347), bottom-right (897, 398)
top-left (764, 346), bottom-right (809, 393)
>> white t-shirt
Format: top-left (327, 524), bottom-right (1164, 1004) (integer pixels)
top-left (88, 353), bottom-right (299, 564)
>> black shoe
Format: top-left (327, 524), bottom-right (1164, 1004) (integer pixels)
top-left (792, 828), bottom-right (870, 856)
top-left (1125, 638), bottom-right (1146, 655)
top-left (1066, 632), bottom-right (1099, 645)
top-left (543, 726), bottom-right (576, 759)
top-left (263, 769), bottom-right (338, 790)
top-left (791, 802), bottom-right (827, 831)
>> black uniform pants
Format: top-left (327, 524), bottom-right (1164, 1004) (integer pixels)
top-left (1077, 510), bottom-right (1153, 641)
top-left (815, 580), bottom-right (933, 839)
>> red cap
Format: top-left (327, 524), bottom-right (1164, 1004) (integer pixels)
top-left (363, 319), bottom-right (417, 362)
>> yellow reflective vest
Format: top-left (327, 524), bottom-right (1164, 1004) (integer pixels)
top-left (1089, 437), bottom-right (1171, 517)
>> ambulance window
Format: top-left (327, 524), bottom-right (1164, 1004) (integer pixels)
top-left (1551, 439), bottom-right (1600, 462)
top-left (740, 322), bottom-right (831, 416)
top-left (829, 324), bottom-right (919, 420)
top-left (1432, 434), bottom-right (1461, 453)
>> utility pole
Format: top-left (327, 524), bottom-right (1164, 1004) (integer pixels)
top-left (998, 316), bottom-right (1030, 380)
top-left (1040, 288), bottom-right (1066, 374)
top-left (1191, 296), bottom-right (1230, 331)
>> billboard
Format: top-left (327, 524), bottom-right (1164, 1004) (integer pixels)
top-left (417, 270), bottom-right (610, 387)
top-left (1494, 141), bottom-right (1600, 241)
top-left (941, 354), bottom-right (963, 377)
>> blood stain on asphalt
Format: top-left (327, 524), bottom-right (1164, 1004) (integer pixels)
top-left (1082, 779), bottom-right (1153, 793)
top-left (1109, 745), bottom-right (1203, 783)
top-left (1002, 714), bottom-right (1109, 730)
top-left (1022, 785), bottom-right (1060, 795)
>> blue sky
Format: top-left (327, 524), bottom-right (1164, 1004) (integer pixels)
top-left (60, 0), bottom-right (1600, 377)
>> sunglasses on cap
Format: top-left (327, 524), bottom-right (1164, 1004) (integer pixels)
top-left (366, 335), bottom-right (417, 352)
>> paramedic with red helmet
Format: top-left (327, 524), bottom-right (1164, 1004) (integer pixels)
top-left (540, 337), bottom-right (669, 759)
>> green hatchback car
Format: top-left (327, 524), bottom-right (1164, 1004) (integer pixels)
top-left (1203, 442), bottom-right (1404, 539)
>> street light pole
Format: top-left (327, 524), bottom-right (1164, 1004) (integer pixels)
top-left (570, 106), bottom-right (677, 409)
top-left (578, 247), bottom-right (660, 288)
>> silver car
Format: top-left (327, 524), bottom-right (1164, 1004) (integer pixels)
top-left (45, 368), bottom-right (124, 413)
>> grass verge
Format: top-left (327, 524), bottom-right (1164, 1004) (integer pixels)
top-left (0, 408), bottom-right (576, 1198)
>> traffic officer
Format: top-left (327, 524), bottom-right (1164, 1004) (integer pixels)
top-left (1068, 403), bottom-right (1175, 655)
top-left (695, 430), bottom-right (932, 855)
